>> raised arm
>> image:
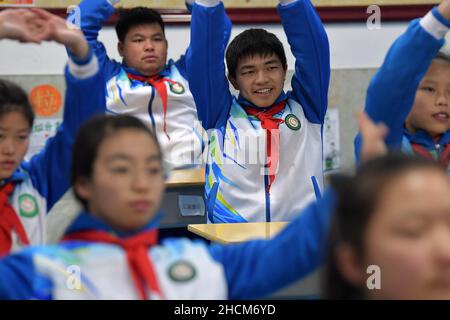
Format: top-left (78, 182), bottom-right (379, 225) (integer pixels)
top-left (68, 0), bottom-right (121, 78)
top-left (175, 0), bottom-right (231, 80)
top-left (209, 189), bottom-right (335, 299)
top-left (0, 249), bottom-right (44, 299)
top-left (279, 0), bottom-right (330, 124)
top-left (355, 4), bottom-right (450, 159)
top-left (0, 8), bottom-right (50, 43)
top-left (26, 10), bottom-right (105, 211)
top-left (186, 0), bottom-right (233, 130)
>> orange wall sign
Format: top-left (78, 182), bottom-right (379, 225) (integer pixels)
top-left (29, 84), bottom-right (62, 117)
top-left (0, 0), bottom-right (34, 6)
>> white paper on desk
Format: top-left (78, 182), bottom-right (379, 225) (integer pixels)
top-left (178, 195), bottom-right (205, 216)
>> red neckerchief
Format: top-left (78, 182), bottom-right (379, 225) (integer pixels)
top-left (411, 142), bottom-right (450, 168)
top-left (127, 73), bottom-right (178, 141)
top-left (244, 101), bottom-right (287, 193)
top-left (0, 182), bottom-right (30, 257)
top-left (63, 229), bottom-right (162, 300)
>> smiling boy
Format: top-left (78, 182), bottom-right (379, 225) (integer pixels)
top-left (188, 0), bottom-right (330, 223)
top-left (355, 0), bottom-right (450, 172)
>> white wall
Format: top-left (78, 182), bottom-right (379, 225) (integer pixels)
top-left (0, 22), bottom-right (410, 75)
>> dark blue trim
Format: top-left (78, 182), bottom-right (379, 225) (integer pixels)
top-left (65, 210), bottom-right (163, 238)
top-left (207, 182), bottom-right (219, 223)
top-left (147, 87), bottom-right (156, 129)
top-left (432, 6), bottom-right (450, 29)
top-left (264, 173), bottom-right (271, 222)
top-left (311, 175), bottom-right (322, 200)
top-left (69, 46), bottom-right (93, 66)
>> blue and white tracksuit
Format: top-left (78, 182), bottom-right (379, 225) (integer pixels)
top-left (188, 0), bottom-right (330, 223)
top-left (355, 7), bottom-right (450, 173)
top-left (0, 189), bottom-right (334, 300)
top-left (68, 0), bottom-right (231, 170)
top-left (0, 50), bottom-right (105, 253)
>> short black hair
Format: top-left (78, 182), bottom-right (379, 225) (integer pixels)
top-left (0, 79), bottom-right (34, 129)
top-left (323, 152), bottom-right (445, 299)
top-left (71, 115), bottom-right (162, 209)
top-left (226, 28), bottom-right (287, 79)
top-left (115, 7), bottom-right (165, 42)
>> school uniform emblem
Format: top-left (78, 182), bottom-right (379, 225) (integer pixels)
top-left (18, 194), bottom-right (39, 218)
top-left (169, 82), bottom-right (185, 94)
top-left (168, 260), bottom-right (196, 282)
top-left (285, 114), bottom-right (301, 131)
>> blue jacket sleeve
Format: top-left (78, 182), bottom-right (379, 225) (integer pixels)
top-left (187, 1), bottom-right (233, 130)
top-left (0, 250), bottom-right (40, 299)
top-left (176, 9), bottom-right (231, 80)
top-left (68, 0), bottom-right (121, 80)
top-left (177, 0), bottom-right (231, 80)
top-left (209, 188), bottom-right (335, 299)
top-left (279, 0), bottom-right (330, 124)
top-left (27, 51), bottom-right (106, 211)
top-left (354, 9), bottom-right (449, 161)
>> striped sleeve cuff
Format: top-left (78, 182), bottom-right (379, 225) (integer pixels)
top-left (196, 0), bottom-right (221, 7)
top-left (420, 7), bottom-right (450, 40)
top-left (68, 52), bottom-right (99, 79)
top-left (279, 0), bottom-right (298, 6)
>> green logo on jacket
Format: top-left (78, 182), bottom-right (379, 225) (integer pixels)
top-left (168, 260), bottom-right (196, 282)
top-left (169, 82), bottom-right (185, 94)
top-left (285, 114), bottom-right (301, 131)
top-left (19, 194), bottom-right (39, 218)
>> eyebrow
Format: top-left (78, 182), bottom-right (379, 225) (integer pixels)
top-left (0, 127), bottom-right (30, 132)
top-left (420, 79), bottom-right (437, 84)
top-left (131, 32), bottom-right (164, 38)
top-left (107, 154), bottom-right (161, 163)
top-left (239, 59), bottom-right (281, 71)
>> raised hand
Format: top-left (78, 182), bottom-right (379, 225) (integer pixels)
top-left (438, 0), bottom-right (450, 21)
top-left (357, 110), bottom-right (388, 163)
top-left (0, 8), bottom-right (50, 43)
top-left (30, 8), bottom-right (89, 59)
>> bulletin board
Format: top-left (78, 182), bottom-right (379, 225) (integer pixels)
top-left (0, 0), bottom-right (440, 22)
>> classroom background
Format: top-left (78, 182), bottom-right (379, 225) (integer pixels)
top-left (0, 0), bottom-right (446, 299)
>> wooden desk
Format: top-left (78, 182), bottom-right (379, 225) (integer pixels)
top-left (166, 168), bottom-right (205, 188)
top-left (188, 221), bottom-right (320, 299)
top-left (187, 222), bottom-right (288, 244)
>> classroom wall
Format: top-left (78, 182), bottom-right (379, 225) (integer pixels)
top-left (0, 22), bottom-right (410, 74)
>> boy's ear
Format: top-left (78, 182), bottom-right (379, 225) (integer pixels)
top-left (228, 74), bottom-right (239, 91)
top-left (118, 41), bottom-right (124, 57)
top-left (74, 176), bottom-right (92, 203)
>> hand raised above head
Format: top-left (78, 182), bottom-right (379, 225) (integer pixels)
top-left (0, 8), bottom-right (50, 43)
top-left (29, 8), bottom-right (89, 59)
top-left (438, 0), bottom-right (450, 21)
top-left (357, 110), bottom-right (389, 163)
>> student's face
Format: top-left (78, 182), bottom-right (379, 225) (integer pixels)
top-left (118, 23), bottom-right (168, 77)
top-left (0, 111), bottom-right (30, 180)
top-left (75, 129), bottom-right (165, 232)
top-left (229, 54), bottom-right (287, 108)
top-left (406, 60), bottom-right (450, 138)
top-left (362, 169), bottom-right (450, 299)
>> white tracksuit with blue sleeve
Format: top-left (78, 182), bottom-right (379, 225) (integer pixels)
top-left (1, 51), bottom-right (105, 253)
top-left (0, 189), bottom-right (334, 300)
top-left (188, 0), bottom-right (330, 223)
top-left (355, 7), bottom-right (450, 173)
top-left (69, 0), bottom-right (231, 170)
